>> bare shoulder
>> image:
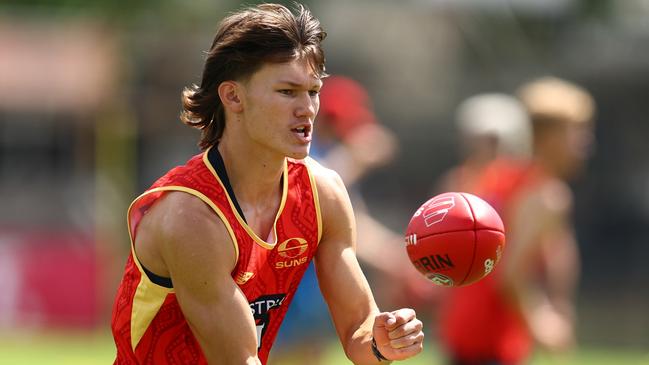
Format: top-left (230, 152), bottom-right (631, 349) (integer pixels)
top-left (511, 177), bottom-right (574, 237)
top-left (140, 191), bottom-right (237, 274)
top-left (304, 157), bottom-right (350, 209)
top-left (519, 178), bottom-right (573, 216)
top-left (304, 157), bottom-right (345, 189)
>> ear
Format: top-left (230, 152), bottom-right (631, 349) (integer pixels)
top-left (218, 81), bottom-right (244, 113)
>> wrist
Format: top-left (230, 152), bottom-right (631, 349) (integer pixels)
top-left (371, 337), bottom-right (389, 362)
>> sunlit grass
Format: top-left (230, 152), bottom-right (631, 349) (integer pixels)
top-left (0, 330), bottom-right (115, 365)
top-left (0, 330), bottom-right (646, 365)
top-left (314, 341), bottom-right (649, 365)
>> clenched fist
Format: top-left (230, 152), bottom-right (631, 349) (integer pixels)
top-left (372, 308), bottom-right (424, 361)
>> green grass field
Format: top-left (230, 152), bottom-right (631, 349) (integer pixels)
top-left (0, 330), bottom-right (646, 365)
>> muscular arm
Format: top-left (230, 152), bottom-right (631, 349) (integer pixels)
top-left (314, 168), bottom-right (379, 364)
top-left (310, 160), bottom-right (423, 364)
top-left (502, 181), bottom-right (579, 351)
top-left (136, 192), bottom-right (260, 364)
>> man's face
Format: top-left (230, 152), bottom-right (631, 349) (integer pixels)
top-left (550, 122), bottom-right (595, 179)
top-left (239, 58), bottom-right (322, 160)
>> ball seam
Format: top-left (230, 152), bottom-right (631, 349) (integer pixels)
top-left (412, 228), bottom-right (503, 241)
top-left (458, 192), bottom-right (478, 286)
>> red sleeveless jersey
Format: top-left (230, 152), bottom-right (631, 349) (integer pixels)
top-left (111, 147), bottom-right (322, 364)
top-left (438, 158), bottom-right (541, 365)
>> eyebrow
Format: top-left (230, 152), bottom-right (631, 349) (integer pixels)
top-left (276, 80), bottom-right (322, 88)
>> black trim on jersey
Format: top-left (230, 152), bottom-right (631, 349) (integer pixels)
top-left (141, 263), bottom-right (173, 288)
top-left (207, 146), bottom-right (247, 223)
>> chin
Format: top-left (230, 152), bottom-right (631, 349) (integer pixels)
top-left (287, 151), bottom-right (309, 160)
top-left (287, 147), bottom-right (310, 160)
top-left (558, 165), bottom-right (580, 182)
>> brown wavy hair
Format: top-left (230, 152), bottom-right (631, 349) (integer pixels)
top-left (180, 3), bottom-right (327, 150)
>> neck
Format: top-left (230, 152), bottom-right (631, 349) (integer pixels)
top-left (217, 136), bottom-right (285, 205)
top-left (464, 152), bottom-right (495, 170)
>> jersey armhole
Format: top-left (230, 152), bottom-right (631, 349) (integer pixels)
top-left (140, 263), bottom-right (173, 288)
top-left (127, 186), bottom-right (240, 288)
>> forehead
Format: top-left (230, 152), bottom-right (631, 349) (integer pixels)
top-left (249, 59), bottom-right (322, 87)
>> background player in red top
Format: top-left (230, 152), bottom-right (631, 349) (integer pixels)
top-left (434, 93), bottom-right (531, 195)
top-left (437, 77), bottom-right (595, 365)
top-left (110, 3), bottom-right (424, 365)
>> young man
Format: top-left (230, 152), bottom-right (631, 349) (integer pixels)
top-left (110, 4), bottom-right (424, 365)
top-left (437, 77), bottom-right (595, 365)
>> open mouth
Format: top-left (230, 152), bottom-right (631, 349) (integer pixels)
top-left (291, 125), bottom-right (312, 139)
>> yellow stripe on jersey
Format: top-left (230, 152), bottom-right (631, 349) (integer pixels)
top-left (126, 186), bottom-right (240, 350)
top-left (304, 157), bottom-right (323, 245)
top-left (130, 275), bottom-right (172, 351)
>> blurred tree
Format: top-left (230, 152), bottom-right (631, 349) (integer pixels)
top-left (579, 0), bottom-right (613, 18)
top-left (0, 0), bottom-right (318, 25)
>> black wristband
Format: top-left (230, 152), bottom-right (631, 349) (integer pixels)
top-left (371, 337), bottom-right (389, 362)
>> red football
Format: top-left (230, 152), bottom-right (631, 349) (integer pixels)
top-left (404, 192), bottom-right (505, 287)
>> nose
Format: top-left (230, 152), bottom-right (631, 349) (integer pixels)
top-left (295, 92), bottom-right (317, 119)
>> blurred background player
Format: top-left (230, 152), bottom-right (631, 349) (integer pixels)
top-left (436, 77), bottom-right (596, 365)
top-left (271, 75), bottom-right (406, 364)
top-left (435, 93), bottom-right (532, 194)
top-left (404, 93), bottom-right (532, 313)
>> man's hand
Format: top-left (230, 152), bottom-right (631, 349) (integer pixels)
top-left (372, 308), bottom-right (424, 361)
top-left (530, 303), bottom-right (575, 353)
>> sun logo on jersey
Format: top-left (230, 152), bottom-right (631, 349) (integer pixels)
top-left (277, 238), bottom-right (308, 258)
top-left (275, 238), bottom-right (309, 269)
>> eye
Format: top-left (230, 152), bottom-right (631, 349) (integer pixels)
top-left (278, 89), bottom-right (294, 96)
top-left (309, 90), bottom-right (320, 97)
